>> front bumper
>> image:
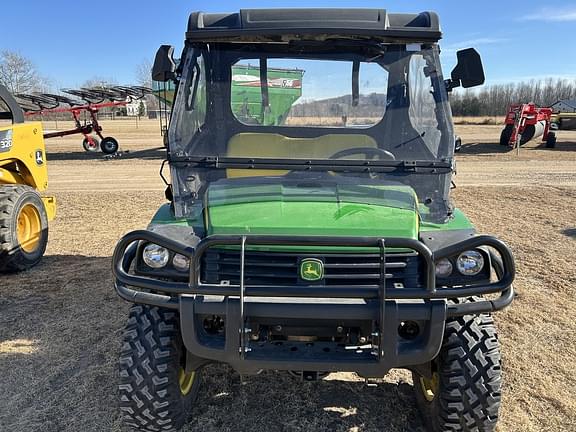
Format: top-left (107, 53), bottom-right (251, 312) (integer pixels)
top-left (112, 232), bottom-right (515, 377)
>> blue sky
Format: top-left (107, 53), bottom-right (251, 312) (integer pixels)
top-left (1, 0), bottom-right (575, 89)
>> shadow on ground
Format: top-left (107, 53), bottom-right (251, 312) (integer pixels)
top-left (522, 140), bottom-right (576, 152)
top-left (458, 140), bottom-right (576, 155)
top-left (186, 365), bottom-right (425, 432)
top-left (536, 140), bottom-right (576, 152)
top-left (1, 254), bottom-right (426, 432)
top-left (457, 142), bottom-right (511, 155)
top-left (46, 147), bottom-right (166, 162)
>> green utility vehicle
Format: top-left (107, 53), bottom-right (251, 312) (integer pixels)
top-left (113, 8), bottom-right (515, 432)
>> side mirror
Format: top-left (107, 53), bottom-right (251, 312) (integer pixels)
top-left (446, 48), bottom-right (485, 92)
top-left (152, 45), bottom-right (176, 82)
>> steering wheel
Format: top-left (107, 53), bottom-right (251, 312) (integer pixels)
top-left (327, 147), bottom-right (396, 179)
top-left (329, 147), bottom-right (396, 161)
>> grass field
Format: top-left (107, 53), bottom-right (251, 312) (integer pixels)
top-left (452, 116), bottom-right (501, 125)
top-left (1, 119), bottom-right (575, 431)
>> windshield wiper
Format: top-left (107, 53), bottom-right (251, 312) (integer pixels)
top-left (394, 131), bottom-right (425, 149)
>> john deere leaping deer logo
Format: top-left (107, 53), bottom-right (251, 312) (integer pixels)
top-left (300, 258), bottom-right (324, 281)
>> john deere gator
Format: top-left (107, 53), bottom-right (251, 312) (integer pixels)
top-left (113, 8), bottom-right (515, 432)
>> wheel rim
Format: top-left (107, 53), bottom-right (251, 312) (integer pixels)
top-left (16, 204), bottom-right (42, 253)
top-left (83, 138), bottom-right (99, 152)
top-left (419, 372), bottom-right (439, 402)
top-left (178, 368), bottom-right (195, 396)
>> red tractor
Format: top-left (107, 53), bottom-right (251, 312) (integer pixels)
top-left (500, 103), bottom-right (556, 148)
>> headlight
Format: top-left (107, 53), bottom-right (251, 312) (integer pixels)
top-left (172, 254), bottom-right (190, 271)
top-left (456, 250), bottom-right (484, 276)
top-left (142, 243), bottom-right (169, 268)
top-left (435, 258), bottom-right (453, 278)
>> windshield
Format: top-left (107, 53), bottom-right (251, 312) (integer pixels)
top-left (168, 43), bottom-right (455, 223)
top-left (231, 58), bottom-right (387, 128)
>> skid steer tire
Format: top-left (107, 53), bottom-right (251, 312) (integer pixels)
top-left (412, 302), bottom-right (502, 432)
top-left (0, 185), bottom-right (49, 273)
top-left (118, 305), bottom-right (202, 432)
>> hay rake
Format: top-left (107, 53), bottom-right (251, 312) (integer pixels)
top-left (15, 86), bottom-right (151, 154)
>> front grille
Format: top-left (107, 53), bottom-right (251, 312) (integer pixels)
top-left (201, 249), bottom-right (422, 288)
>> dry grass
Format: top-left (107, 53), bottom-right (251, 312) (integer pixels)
top-left (41, 118), bottom-right (164, 151)
top-left (453, 116), bottom-right (501, 125)
top-left (1, 121), bottom-right (576, 431)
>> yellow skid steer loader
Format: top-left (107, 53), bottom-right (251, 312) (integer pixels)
top-left (0, 84), bottom-right (55, 272)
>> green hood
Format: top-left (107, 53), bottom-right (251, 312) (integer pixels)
top-left (205, 182), bottom-right (419, 238)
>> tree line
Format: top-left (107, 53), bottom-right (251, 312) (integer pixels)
top-left (290, 78), bottom-right (576, 119)
top-left (290, 94), bottom-right (387, 118)
top-left (2, 49), bottom-right (575, 119)
top-left (0, 50), bottom-right (155, 119)
top-left (450, 78), bottom-right (576, 117)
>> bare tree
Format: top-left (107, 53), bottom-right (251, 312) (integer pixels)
top-left (81, 76), bottom-right (117, 89)
top-left (450, 78), bottom-right (576, 117)
top-left (135, 59), bottom-right (158, 111)
top-left (135, 59), bottom-right (152, 88)
top-left (0, 50), bottom-right (48, 93)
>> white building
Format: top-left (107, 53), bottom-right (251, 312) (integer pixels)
top-left (126, 98), bottom-right (147, 116)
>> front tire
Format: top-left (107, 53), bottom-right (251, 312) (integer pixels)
top-left (413, 309), bottom-right (502, 431)
top-left (118, 305), bottom-right (201, 432)
top-left (0, 185), bottom-right (49, 272)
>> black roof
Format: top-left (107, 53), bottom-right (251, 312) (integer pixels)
top-left (186, 9), bottom-right (441, 42)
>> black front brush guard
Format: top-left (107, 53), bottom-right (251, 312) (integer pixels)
top-left (113, 231), bottom-right (515, 316)
top-left (112, 232), bottom-right (514, 376)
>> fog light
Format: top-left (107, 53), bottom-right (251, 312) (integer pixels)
top-left (456, 250), bottom-right (484, 276)
top-left (172, 254), bottom-right (190, 271)
top-left (398, 321), bottom-right (420, 340)
top-left (435, 258), bottom-right (453, 278)
top-left (142, 243), bottom-right (169, 268)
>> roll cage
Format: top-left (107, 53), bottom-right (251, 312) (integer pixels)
top-left (152, 9), bottom-right (485, 224)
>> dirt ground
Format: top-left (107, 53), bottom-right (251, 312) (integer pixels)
top-left (1, 119), bottom-right (575, 432)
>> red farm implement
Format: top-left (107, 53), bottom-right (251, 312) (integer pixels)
top-left (499, 103), bottom-right (556, 150)
top-left (15, 86), bottom-right (151, 154)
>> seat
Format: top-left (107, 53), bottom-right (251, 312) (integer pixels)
top-left (226, 133), bottom-right (378, 177)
